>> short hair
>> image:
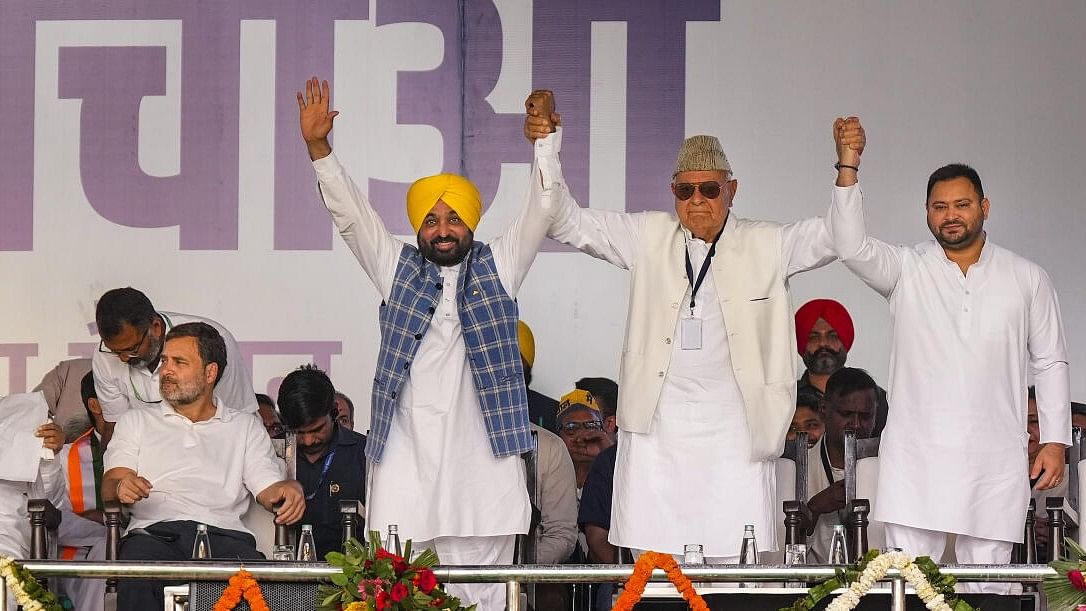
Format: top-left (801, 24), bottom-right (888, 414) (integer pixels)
top-left (576, 377), bottom-right (618, 419)
top-left (926, 163), bottom-right (984, 202)
top-left (95, 287), bottom-right (157, 340)
top-left (824, 367), bottom-right (878, 405)
top-left (255, 393), bottom-right (275, 410)
top-left (335, 391), bottom-right (355, 420)
top-left (80, 371), bottom-right (97, 408)
top-left (163, 322), bottom-right (227, 386)
top-left (277, 365), bottom-right (336, 430)
top-left (796, 389), bottom-right (821, 411)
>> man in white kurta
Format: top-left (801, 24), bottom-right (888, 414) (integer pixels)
top-left (528, 113), bottom-right (865, 558)
top-left (300, 80), bottom-right (556, 610)
top-left (829, 120), bottom-right (1070, 590)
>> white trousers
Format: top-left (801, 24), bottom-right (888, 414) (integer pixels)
top-left (413, 534), bottom-right (515, 611)
top-left (883, 523), bottom-right (1016, 594)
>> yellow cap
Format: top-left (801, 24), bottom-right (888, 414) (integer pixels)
top-left (557, 389), bottom-right (600, 418)
top-left (406, 174), bottom-right (482, 233)
top-left (517, 321), bottom-right (535, 368)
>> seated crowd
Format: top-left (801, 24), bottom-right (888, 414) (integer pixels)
top-left (0, 286), bottom-right (1079, 611)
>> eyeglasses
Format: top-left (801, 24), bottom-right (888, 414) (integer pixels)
top-left (98, 325), bottom-right (150, 358)
top-left (559, 420), bottom-right (604, 434)
top-left (672, 181), bottom-right (722, 201)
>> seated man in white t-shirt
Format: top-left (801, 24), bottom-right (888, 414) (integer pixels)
top-left (103, 322), bottom-right (305, 610)
top-left (805, 367), bottom-right (879, 562)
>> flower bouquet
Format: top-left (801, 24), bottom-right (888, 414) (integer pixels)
top-left (0, 555), bottom-right (63, 611)
top-left (1043, 537), bottom-right (1086, 610)
top-left (318, 531), bottom-right (476, 611)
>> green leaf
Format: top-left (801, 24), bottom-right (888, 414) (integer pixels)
top-left (330, 573), bottom-right (348, 587)
top-left (325, 551), bottom-right (347, 566)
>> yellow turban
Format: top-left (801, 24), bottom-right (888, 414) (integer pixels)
top-left (406, 174), bottom-right (483, 234)
top-left (517, 321), bottom-right (536, 368)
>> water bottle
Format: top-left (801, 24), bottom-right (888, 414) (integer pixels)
top-left (829, 524), bottom-right (848, 564)
top-left (192, 524), bottom-right (212, 559)
top-left (385, 524), bottom-right (402, 557)
top-left (738, 524), bottom-right (758, 588)
top-left (784, 543), bottom-right (808, 589)
top-left (683, 543), bottom-right (705, 565)
top-left (272, 542), bottom-right (295, 561)
top-left (296, 524), bottom-right (317, 561)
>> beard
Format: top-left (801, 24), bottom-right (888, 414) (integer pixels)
top-left (930, 219), bottom-right (983, 250)
top-left (160, 374), bottom-right (204, 406)
top-left (418, 233), bottom-right (473, 266)
top-left (803, 346), bottom-right (847, 375)
top-left (126, 333), bottom-right (162, 369)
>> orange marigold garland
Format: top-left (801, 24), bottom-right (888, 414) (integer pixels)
top-left (213, 568), bottom-right (270, 611)
top-left (612, 551), bottom-right (709, 611)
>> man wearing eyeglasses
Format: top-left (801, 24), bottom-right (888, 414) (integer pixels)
top-left (525, 108), bottom-right (864, 561)
top-left (556, 389), bottom-right (614, 495)
top-left (92, 287), bottom-right (258, 423)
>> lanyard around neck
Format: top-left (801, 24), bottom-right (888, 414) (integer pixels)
top-left (304, 449), bottom-right (337, 501)
top-left (683, 220), bottom-right (727, 313)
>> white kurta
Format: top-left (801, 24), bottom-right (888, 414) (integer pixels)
top-left (831, 184), bottom-right (1071, 542)
top-left (313, 143), bottom-right (554, 541)
top-left (610, 234), bottom-right (777, 556)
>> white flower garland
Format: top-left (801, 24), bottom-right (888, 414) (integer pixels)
top-left (0, 555), bottom-right (48, 611)
top-left (824, 551), bottom-right (953, 611)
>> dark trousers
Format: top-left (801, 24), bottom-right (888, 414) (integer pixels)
top-left (117, 520), bottom-right (263, 609)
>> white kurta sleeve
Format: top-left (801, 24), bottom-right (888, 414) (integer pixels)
top-left (313, 153), bottom-right (402, 300)
top-left (828, 184), bottom-right (904, 297)
top-left (780, 215), bottom-right (836, 277)
top-left (103, 410), bottom-right (140, 474)
top-left (31, 457), bottom-right (69, 512)
top-left (489, 130), bottom-right (564, 297)
top-left (536, 130), bottom-right (644, 270)
top-left (91, 353), bottom-right (132, 423)
top-left (1029, 268), bottom-right (1072, 446)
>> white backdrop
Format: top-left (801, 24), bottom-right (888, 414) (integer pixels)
top-left (1, 1), bottom-right (1083, 429)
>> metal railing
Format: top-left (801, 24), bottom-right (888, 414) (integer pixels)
top-left (2, 561), bottom-right (1058, 611)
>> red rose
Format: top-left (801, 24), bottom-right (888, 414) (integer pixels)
top-left (390, 582), bottom-right (409, 602)
top-left (393, 558), bottom-right (408, 574)
top-left (375, 589), bottom-right (390, 610)
top-left (416, 568), bottom-right (438, 594)
top-left (1070, 570), bottom-right (1086, 591)
top-left (376, 548), bottom-right (395, 560)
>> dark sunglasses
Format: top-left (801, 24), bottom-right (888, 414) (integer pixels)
top-left (672, 181), bottom-right (722, 201)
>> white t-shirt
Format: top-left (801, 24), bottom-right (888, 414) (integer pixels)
top-left (104, 399), bottom-right (283, 534)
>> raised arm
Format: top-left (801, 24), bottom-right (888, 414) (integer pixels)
top-left (827, 117), bottom-right (904, 297)
top-left (526, 108), bottom-right (643, 270)
top-left (489, 90), bottom-right (565, 295)
top-left (298, 77), bottom-right (399, 298)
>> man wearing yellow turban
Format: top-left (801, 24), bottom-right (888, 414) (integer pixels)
top-left (298, 78), bottom-right (560, 611)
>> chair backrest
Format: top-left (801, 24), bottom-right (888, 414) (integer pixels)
top-left (854, 456), bottom-right (885, 552)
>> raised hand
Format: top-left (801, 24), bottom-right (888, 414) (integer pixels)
top-left (833, 116), bottom-right (865, 168)
top-left (524, 89), bottom-right (561, 142)
top-left (297, 76), bottom-right (339, 160)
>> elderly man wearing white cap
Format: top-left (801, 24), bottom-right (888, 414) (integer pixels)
top-left (524, 110), bottom-right (866, 561)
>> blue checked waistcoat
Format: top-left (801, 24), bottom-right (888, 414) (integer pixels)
top-left (367, 242), bottom-right (534, 463)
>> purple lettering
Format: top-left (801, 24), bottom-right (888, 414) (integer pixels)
top-left (0, 343), bottom-right (39, 394)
